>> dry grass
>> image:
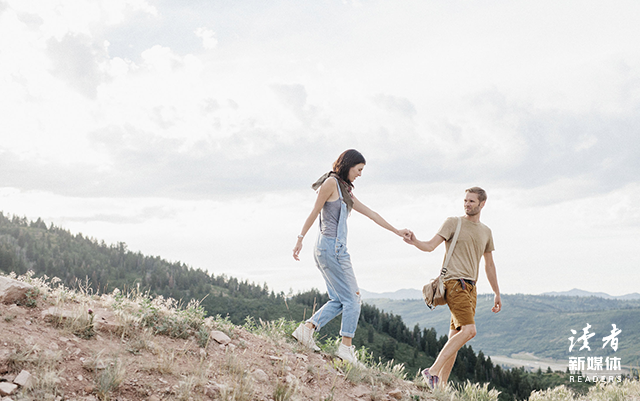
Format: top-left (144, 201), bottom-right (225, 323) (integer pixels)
top-left (218, 352), bottom-right (255, 400)
top-left (529, 380), bottom-right (640, 401)
top-left (14, 348), bottom-right (64, 400)
top-left (5, 345), bottom-right (40, 373)
top-left (94, 356), bottom-right (126, 401)
top-left (125, 328), bottom-right (155, 355)
top-left (273, 378), bottom-right (298, 401)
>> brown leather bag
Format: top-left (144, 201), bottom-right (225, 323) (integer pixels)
top-left (422, 217), bottom-right (462, 310)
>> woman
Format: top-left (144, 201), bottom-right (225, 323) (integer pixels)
top-left (292, 149), bottom-right (409, 365)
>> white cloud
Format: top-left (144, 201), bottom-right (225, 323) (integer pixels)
top-left (140, 45), bottom-right (180, 74)
top-left (372, 94), bottom-right (416, 119)
top-left (47, 33), bottom-right (109, 99)
top-left (195, 27), bottom-right (217, 50)
top-left (6, 0), bottom-right (157, 39)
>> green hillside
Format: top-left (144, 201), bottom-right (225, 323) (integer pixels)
top-left (367, 294), bottom-right (640, 367)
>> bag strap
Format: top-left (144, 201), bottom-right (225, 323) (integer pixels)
top-left (440, 217), bottom-right (462, 277)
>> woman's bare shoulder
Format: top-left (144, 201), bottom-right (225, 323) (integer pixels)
top-left (319, 176), bottom-right (339, 200)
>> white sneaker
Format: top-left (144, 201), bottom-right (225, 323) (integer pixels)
top-left (292, 323), bottom-right (320, 351)
top-left (337, 343), bottom-right (362, 367)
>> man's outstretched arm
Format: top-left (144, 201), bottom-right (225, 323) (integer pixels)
top-left (404, 232), bottom-right (445, 252)
top-left (484, 251), bottom-right (501, 313)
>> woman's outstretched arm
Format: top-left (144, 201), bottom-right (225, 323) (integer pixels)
top-left (352, 195), bottom-right (410, 238)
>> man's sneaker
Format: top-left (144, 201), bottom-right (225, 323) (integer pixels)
top-left (421, 368), bottom-right (439, 389)
top-left (337, 343), bottom-right (362, 367)
top-left (292, 323), bottom-right (320, 351)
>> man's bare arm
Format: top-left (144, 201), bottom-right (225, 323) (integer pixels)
top-left (484, 251), bottom-right (501, 313)
top-left (404, 232), bottom-right (445, 252)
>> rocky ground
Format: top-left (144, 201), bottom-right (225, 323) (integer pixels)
top-left (0, 275), bottom-right (436, 401)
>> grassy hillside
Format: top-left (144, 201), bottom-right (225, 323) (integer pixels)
top-left (4, 212), bottom-right (636, 400)
top-left (367, 294), bottom-right (640, 367)
top-left (7, 272), bottom-right (640, 401)
top-left (0, 212), bottom-right (436, 377)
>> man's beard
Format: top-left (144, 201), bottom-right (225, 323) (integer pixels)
top-left (465, 207), bottom-right (480, 216)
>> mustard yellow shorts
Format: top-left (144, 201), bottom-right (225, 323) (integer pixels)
top-left (445, 279), bottom-right (477, 331)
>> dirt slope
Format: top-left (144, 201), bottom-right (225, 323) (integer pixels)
top-left (0, 288), bottom-right (435, 401)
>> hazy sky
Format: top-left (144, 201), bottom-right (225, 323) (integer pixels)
top-left (1, 0), bottom-right (639, 297)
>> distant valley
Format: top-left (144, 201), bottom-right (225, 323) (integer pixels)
top-left (361, 287), bottom-right (640, 300)
top-left (364, 291), bottom-right (640, 368)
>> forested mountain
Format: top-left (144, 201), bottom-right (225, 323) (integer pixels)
top-left (1, 212), bottom-right (627, 400)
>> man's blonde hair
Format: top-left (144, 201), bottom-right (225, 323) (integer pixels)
top-left (465, 187), bottom-right (487, 203)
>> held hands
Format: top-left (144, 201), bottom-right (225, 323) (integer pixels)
top-left (397, 228), bottom-right (412, 238)
top-left (402, 230), bottom-right (417, 245)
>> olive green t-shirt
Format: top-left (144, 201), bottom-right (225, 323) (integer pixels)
top-left (437, 217), bottom-right (494, 282)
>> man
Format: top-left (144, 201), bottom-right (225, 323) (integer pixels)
top-left (404, 187), bottom-right (501, 388)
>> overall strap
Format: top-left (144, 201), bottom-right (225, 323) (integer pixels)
top-left (333, 177), bottom-right (343, 200)
top-left (440, 217), bottom-right (462, 277)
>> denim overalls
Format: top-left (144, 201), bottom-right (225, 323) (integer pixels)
top-left (307, 177), bottom-right (361, 338)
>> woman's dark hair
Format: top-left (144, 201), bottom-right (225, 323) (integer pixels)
top-left (332, 149), bottom-right (366, 186)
